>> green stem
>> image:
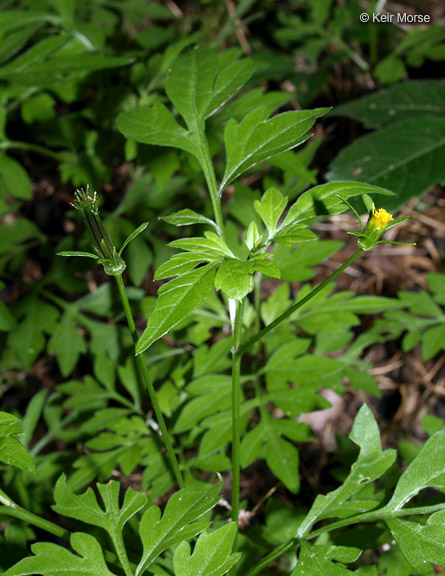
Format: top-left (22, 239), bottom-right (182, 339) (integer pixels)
top-left (114, 274), bottom-right (184, 489)
top-left (111, 529), bottom-right (135, 576)
top-left (310, 502), bottom-right (445, 538)
top-left (245, 539), bottom-right (297, 576)
top-left (0, 140), bottom-right (63, 161)
top-left (0, 488), bottom-right (135, 572)
top-left (236, 249), bottom-right (364, 358)
top-left (245, 502), bottom-right (445, 576)
top-left (231, 298), bottom-right (245, 527)
top-left (0, 488), bottom-right (70, 540)
top-left (197, 129), bottom-right (225, 239)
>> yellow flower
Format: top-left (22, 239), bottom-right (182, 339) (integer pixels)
top-left (371, 205), bottom-right (393, 229)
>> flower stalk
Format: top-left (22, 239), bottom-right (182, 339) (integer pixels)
top-left (71, 188), bottom-right (126, 276)
top-left (59, 188), bottom-right (184, 489)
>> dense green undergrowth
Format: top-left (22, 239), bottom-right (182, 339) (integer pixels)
top-left (1, 1), bottom-right (444, 575)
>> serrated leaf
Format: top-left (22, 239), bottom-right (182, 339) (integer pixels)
top-left (53, 475), bottom-right (147, 536)
top-left (47, 312), bottom-right (87, 377)
top-left (166, 47), bottom-right (252, 128)
top-left (162, 209), bottom-right (217, 229)
top-left (332, 80), bottom-right (445, 128)
top-left (254, 187), bottom-right (288, 237)
top-left (136, 263), bottom-right (217, 354)
top-left (247, 256), bottom-right (281, 279)
top-left (165, 47), bottom-right (218, 128)
top-left (327, 116), bottom-right (445, 211)
top-left (273, 225), bottom-right (317, 246)
top-left (297, 405), bottom-right (396, 538)
top-left (173, 523), bottom-right (241, 576)
top-left (117, 102), bottom-right (200, 159)
top-left (169, 234), bottom-right (233, 259)
top-left (215, 259), bottom-right (251, 300)
top-left (3, 532), bottom-right (116, 576)
top-left (383, 431), bottom-right (445, 512)
top-left (280, 181), bottom-right (394, 230)
top-left (136, 481), bottom-right (222, 576)
top-left (207, 57), bottom-right (254, 117)
top-left (220, 107), bottom-right (328, 192)
top-left (387, 517), bottom-right (445, 575)
top-left (154, 252), bottom-right (211, 280)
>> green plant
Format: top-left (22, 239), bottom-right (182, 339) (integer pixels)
top-left (1, 41), bottom-right (444, 576)
top-left (328, 80), bottom-right (445, 211)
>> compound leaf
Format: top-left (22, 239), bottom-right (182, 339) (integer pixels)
top-left (136, 263), bottom-right (218, 354)
top-left (117, 102), bottom-right (200, 159)
top-left (220, 107), bottom-right (328, 193)
top-left (53, 475), bottom-right (147, 535)
top-left (166, 47), bottom-right (215, 128)
top-left (136, 481), bottom-right (222, 576)
top-left (173, 523), bottom-right (240, 576)
top-left (0, 412), bottom-right (35, 472)
top-left (215, 259), bottom-right (251, 300)
top-left (291, 541), bottom-right (355, 576)
top-left (254, 187), bottom-right (288, 237)
top-left (387, 516), bottom-right (445, 576)
top-left (166, 47), bottom-right (252, 128)
top-left (3, 532), bottom-right (116, 576)
top-left (383, 431), bottom-right (445, 512)
top-left (162, 209), bottom-right (217, 229)
top-left (280, 182), bottom-right (394, 230)
top-left (297, 405), bottom-right (396, 538)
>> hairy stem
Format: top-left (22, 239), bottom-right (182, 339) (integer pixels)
top-left (114, 274), bottom-right (184, 488)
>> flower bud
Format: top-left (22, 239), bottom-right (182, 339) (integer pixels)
top-left (72, 187), bottom-right (126, 276)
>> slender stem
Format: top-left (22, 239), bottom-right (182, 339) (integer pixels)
top-left (0, 488), bottom-right (70, 540)
top-left (111, 529), bottom-right (135, 576)
top-left (231, 299), bottom-right (245, 527)
top-left (0, 489), bottom-right (135, 572)
top-left (245, 502), bottom-right (445, 576)
top-left (197, 129), bottom-right (225, 238)
top-left (236, 249), bottom-right (364, 358)
top-left (0, 140), bottom-right (63, 161)
top-left (114, 274), bottom-right (184, 489)
top-left (245, 539), bottom-right (298, 576)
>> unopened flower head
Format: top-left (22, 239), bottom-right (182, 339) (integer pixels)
top-left (73, 187), bottom-right (126, 276)
top-left (72, 187), bottom-right (99, 215)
